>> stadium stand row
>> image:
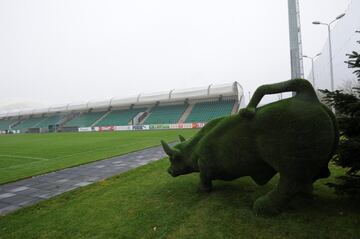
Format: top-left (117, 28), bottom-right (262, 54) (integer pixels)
top-left (95, 108), bottom-right (146, 126)
top-left (6, 115), bottom-right (65, 132)
top-left (65, 112), bottom-right (106, 128)
top-left (0, 118), bottom-right (17, 131)
top-left (36, 115), bottom-right (64, 129)
top-left (0, 100), bottom-right (237, 132)
top-left (185, 99), bottom-right (235, 123)
top-left (13, 117), bottom-right (45, 131)
top-left (144, 104), bottom-right (187, 125)
top-left (0, 82), bottom-right (244, 133)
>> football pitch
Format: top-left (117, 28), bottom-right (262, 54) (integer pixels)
top-left (0, 129), bottom-right (198, 185)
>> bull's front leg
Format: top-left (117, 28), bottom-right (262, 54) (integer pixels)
top-left (198, 170), bottom-right (212, 193)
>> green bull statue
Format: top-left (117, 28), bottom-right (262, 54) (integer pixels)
top-left (161, 79), bottom-right (339, 215)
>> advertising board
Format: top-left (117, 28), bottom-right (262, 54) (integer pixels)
top-left (78, 127), bottom-right (93, 132)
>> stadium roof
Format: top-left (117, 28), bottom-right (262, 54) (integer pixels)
top-left (0, 82), bottom-right (243, 118)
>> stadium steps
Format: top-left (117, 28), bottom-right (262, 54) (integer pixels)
top-left (9, 120), bottom-right (20, 130)
top-left (91, 111), bottom-right (111, 127)
top-left (184, 99), bottom-right (236, 123)
top-left (132, 111), bottom-right (147, 125)
top-left (8, 120), bottom-right (21, 130)
top-left (138, 106), bottom-right (154, 125)
top-left (13, 117), bottom-right (47, 131)
top-left (95, 108), bottom-right (147, 126)
top-left (143, 104), bottom-right (187, 125)
top-left (35, 115), bottom-right (64, 129)
top-left (64, 111), bottom-right (107, 128)
top-left (178, 104), bottom-right (194, 124)
top-left (231, 101), bottom-right (240, 114)
top-left (60, 113), bottom-right (79, 127)
top-left (32, 117), bottom-right (48, 128)
top-left (0, 118), bottom-right (18, 131)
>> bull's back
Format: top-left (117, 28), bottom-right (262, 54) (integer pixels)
top-left (253, 97), bottom-right (336, 174)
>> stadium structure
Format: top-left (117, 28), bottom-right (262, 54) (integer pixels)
top-left (0, 82), bottom-right (244, 134)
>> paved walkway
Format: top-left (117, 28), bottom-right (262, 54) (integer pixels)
top-left (0, 145), bottom-right (166, 215)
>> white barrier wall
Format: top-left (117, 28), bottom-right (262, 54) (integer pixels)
top-left (78, 123), bottom-right (206, 132)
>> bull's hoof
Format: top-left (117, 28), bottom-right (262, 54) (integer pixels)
top-left (253, 195), bottom-right (283, 216)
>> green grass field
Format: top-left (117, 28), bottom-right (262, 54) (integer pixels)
top-left (0, 159), bottom-right (358, 239)
top-left (0, 130), bottom-right (359, 238)
top-left (0, 130), bottom-right (197, 184)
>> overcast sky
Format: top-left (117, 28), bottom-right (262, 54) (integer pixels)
top-left (0, 0), bottom-right (352, 108)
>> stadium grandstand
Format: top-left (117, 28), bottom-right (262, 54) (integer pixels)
top-left (0, 82), bottom-right (244, 134)
top-left (95, 108), bottom-right (147, 127)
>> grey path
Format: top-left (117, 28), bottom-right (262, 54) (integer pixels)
top-left (0, 146), bottom-right (166, 215)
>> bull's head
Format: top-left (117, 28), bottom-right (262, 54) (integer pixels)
top-left (161, 136), bottom-right (194, 177)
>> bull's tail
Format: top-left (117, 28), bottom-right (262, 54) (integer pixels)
top-left (244, 79), bottom-right (320, 112)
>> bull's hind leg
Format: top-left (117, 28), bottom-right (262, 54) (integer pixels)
top-left (253, 174), bottom-right (313, 216)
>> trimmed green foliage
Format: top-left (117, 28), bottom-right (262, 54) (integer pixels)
top-left (320, 43), bottom-right (360, 196)
top-left (0, 130), bottom-right (197, 184)
top-left (163, 79), bottom-right (338, 215)
top-left (0, 160), bottom-right (358, 238)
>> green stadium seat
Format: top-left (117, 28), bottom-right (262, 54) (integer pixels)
top-left (65, 112), bottom-right (107, 127)
top-left (144, 104), bottom-right (187, 124)
top-left (13, 117), bottom-right (47, 131)
top-left (36, 115), bottom-right (64, 129)
top-left (0, 118), bottom-right (17, 131)
top-left (95, 108), bottom-right (147, 126)
top-left (185, 99), bottom-right (235, 123)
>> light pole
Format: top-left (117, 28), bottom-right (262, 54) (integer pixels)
top-left (303, 53), bottom-right (321, 89)
top-left (288, 0), bottom-right (304, 80)
top-left (312, 13), bottom-right (346, 92)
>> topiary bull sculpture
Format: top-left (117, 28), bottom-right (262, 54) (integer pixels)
top-left (161, 79), bottom-right (339, 215)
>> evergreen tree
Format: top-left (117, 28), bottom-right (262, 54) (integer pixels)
top-left (320, 42), bottom-right (360, 197)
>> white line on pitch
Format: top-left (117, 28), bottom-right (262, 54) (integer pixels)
top-left (0, 154), bottom-right (50, 161)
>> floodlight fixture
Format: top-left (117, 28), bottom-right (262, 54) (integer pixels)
top-left (312, 13), bottom-right (346, 93)
top-left (336, 13), bottom-right (346, 20)
top-left (303, 53), bottom-right (321, 88)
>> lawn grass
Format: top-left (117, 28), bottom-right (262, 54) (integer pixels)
top-left (0, 159), bottom-right (358, 239)
top-left (0, 130), bottom-right (197, 184)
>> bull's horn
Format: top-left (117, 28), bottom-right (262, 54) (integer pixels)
top-left (179, 135), bottom-right (186, 142)
top-left (161, 140), bottom-right (175, 156)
